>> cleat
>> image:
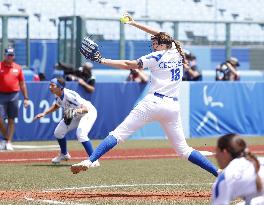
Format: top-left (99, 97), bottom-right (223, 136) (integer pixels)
top-left (6, 142), bottom-right (14, 151)
top-left (71, 160), bottom-right (92, 174)
top-left (90, 160), bottom-right (100, 168)
top-left (52, 153), bottom-right (71, 164)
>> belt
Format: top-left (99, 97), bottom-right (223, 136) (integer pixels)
top-left (154, 92), bottom-right (178, 101)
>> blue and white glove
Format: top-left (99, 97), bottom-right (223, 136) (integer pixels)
top-left (80, 37), bottom-right (103, 63)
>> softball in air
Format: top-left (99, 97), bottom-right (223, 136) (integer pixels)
top-left (120, 16), bottom-right (129, 23)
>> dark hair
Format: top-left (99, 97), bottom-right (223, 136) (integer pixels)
top-left (38, 73), bottom-right (46, 81)
top-left (218, 134), bottom-right (262, 192)
top-left (151, 32), bottom-right (186, 64)
top-left (57, 77), bottom-right (66, 88)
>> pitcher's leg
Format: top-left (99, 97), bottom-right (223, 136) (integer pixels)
top-left (89, 135), bottom-right (117, 162)
top-left (161, 117), bottom-right (218, 177)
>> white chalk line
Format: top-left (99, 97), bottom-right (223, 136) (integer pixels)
top-left (12, 145), bottom-right (60, 149)
top-left (44, 183), bottom-right (213, 192)
top-left (25, 196), bottom-right (88, 205)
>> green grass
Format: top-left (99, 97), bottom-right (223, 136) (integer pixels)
top-left (1, 137), bottom-right (263, 204)
top-left (0, 159), bottom-right (215, 204)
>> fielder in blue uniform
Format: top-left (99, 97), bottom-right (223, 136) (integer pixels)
top-left (34, 77), bottom-right (99, 167)
top-left (71, 15), bottom-right (219, 176)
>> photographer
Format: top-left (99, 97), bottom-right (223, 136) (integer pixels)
top-left (182, 50), bottom-right (202, 81)
top-left (56, 62), bottom-right (95, 93)
top-left (216, 57), bottom-right (240, 81)
top-left (126, 69), bottom-right (148, 83)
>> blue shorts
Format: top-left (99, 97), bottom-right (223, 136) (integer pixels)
top-left (0, 92), bottom-right (19, 119)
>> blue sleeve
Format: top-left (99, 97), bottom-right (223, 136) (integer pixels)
top-left (212, 173), bottom-right (231, 205)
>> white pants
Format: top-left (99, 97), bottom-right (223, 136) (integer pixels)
top-left (54, 106), bottom-right (97, 142)
top-left (110, 94), bottom-right (193, 158)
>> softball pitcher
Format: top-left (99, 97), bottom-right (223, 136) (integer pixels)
top-left (34, 77), bottom-right (99, 166)
top-left (212, 134), bottom-right (264, 205)
top-left (71, 15), bottom-right (218, 176)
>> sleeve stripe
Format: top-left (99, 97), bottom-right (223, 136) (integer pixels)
top-left (146, 54), bottom-right (163, 62)
top-left (215, 173), bottom-right (225, 198)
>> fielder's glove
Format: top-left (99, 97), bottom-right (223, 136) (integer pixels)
top-left (80, 36), bottom-right (103, 63)
top-left (63, 108), bottom-right (76, 126)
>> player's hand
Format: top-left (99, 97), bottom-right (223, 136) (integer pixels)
top-left (68, 74), bottom-right (77, 81)
top-left (33, 113), bottom-right (45, 121)
top-left (122, 13), bottom-right (134, 24)
top-left (75, 108), bottom-right (88, 114)
top-left (24, 99), bottom-right (29, 108)
top-left (78, 78), bottom-right (85, 86)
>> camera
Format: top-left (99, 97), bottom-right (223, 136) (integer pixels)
top-left (216, 63), bottom-right (231, 81)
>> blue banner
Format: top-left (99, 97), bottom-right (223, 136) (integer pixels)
top-left (190, 82), bottom-right (264, 137)
top-left (9, 82), bottom-right (264, 141)
top-left (14, 82), bottom-right (146, 141)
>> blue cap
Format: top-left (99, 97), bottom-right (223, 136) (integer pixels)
top-left (4, 47), bottom-right (15, 56)
top-left (50, 78), bottom-right (64, 89)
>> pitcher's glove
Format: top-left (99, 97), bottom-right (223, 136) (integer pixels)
top-left (63, 108), bottom-right (76, 126)
top-left (80, 36), bottom-right (103, 63)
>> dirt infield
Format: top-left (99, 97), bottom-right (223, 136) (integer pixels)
top-left (0, 190), bottom-right (211, 204)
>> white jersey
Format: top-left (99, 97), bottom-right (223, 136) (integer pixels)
top-left (212, 157), bottom-right (264, 205)
top-left (138, 49), bottom-right (183, 98)
top-left (55, 88), bottom-right (94, 118)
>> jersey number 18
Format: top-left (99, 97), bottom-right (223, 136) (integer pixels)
top-left (170, 68), bottom-right (181, 81)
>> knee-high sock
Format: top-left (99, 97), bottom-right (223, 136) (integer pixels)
top-left (188, 150), bottom-right (218, 177)
top-left (57, 138), bottom-right (67, 155)
top-left (82, 141), bottom-right (94, 157)
top-left (89, 135), bottom-right (117, 162)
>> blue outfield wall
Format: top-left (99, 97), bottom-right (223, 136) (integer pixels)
top-left (10, 81), bottom-right (264, 141)
top-left (190, 82), bottom-right (264, 137)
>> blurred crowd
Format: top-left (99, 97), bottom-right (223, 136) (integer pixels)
top-left (183, 50), bottom-right (202, 81)
top-left (215, 57), bottom-right (240, 81)
top-left (56, 61), bottom-right (96, 93)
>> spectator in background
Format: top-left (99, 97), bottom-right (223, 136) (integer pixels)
top-left (126, 69), bottom-right (148, 83)
top-left (38, 73), bottom-right (46, 81)
top-left (182, 50), bottom-right (202, 81)
top-left (56, 61), bottom-right (95, 93)
top-left (0, 47), bottom-right (29, 150)
top-left (30, 67), bottom-right (41, 82)
top-left (216, 57), bottom-right (240, 81)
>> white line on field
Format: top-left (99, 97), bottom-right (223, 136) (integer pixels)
top-left (44, 183), bottom-right (213, 192)
top-left (13, 145), bottom-right (60, 149)
top-left (25, 197), bottom-right (88, 205)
